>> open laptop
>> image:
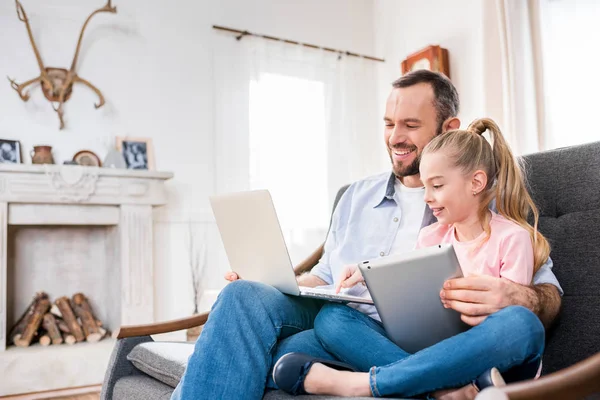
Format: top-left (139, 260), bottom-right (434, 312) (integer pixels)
top-left (209, 190), bottom-right (374, 305)
top-left (359, 244), bottom-right (470, 353)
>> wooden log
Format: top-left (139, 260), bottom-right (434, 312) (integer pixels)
top-left (73, 293), bottom-right (102, 329)
top-left (42, 313), bottom-right (63, 345)
top-left (39, 335), bottom-right (51, 346)
top-left (72, 293), bottom-right (101, 342)
top-left (8, 292), bottom-right (49, 345)
top-left (55, 297), bottom-right (85, 342)
top-left (50, 304), bottom-right (63, 318)
top-left (64, 334), bottom-right (76, 345)
top-left (14, 297), bottom-right (51, 347)
top-left (57, 318), bottom-right (70, 334)
top-left (72, 293), bottom-right (97, 318)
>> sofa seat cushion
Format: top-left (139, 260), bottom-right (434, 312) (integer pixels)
top-left (112, 376), bottom-right (402, 400)
top-left (127, 341), bottom-right (194, 388)
top-left (263, 391), bottom-right (408, 400)
top-left (124, 342), bottom-right (410, 399)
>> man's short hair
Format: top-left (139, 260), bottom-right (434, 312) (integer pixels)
top-left (392, 70), bottom-right (459, 132)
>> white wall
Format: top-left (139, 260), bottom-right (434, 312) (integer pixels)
top-left (0, 0), bottom-right (376, 325)
top-left (373, 0), bottom-right (504, 140)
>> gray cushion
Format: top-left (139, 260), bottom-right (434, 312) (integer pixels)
top-left (263, 390), bottom-right (404, 400)
top-left (113, 375), bottom-right (173, 400)
top-left (522, 141), bottom-right (600, 374)
top-left (127, 342), bottom-right (195, 388)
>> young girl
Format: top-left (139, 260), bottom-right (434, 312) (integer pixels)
top-left (273, 118), bottom-right (549, 398)
top-left (416, 117), bottom-right (549, 286)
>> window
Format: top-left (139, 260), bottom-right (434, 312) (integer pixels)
top-left (540, 0), bottom-right (600, 149)
top-left (249, 73), bottom-right (329, 264)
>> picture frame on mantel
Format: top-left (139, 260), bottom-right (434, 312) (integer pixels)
top-left (0, 139), bottom-right (22, 164)
top-left (401, 45), bottom-right (450, 79)
top-left (116, 137), bottom-right (155, 170)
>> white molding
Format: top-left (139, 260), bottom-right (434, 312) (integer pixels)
top-left (0, 203), bottom-right (6, 351)
top-left (8, 204), bottom-right (120, 225)
top-left (120, 204), bottom-right (154, 325)
top-left (0, 164), bottom-right (173, 180)
top-left (0, 165), bottom-right (173, 205)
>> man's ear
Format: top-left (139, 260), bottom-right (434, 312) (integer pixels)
top-left (472, 170), bottom-right (488, 194)
top-left (442, 117), bottom-right (461, 133)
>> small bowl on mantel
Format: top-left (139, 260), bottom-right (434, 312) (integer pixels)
top-left (73, 150), bottom-right (102, 167)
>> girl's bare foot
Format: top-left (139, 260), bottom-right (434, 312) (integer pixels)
top-left (433, 384), bottom-right (479, 400)
top-left (303, 363), bottom-right (372, 397)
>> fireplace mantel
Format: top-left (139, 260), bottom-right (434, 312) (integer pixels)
top-left (0, 164), bottom-right (174, 353)
top-left (0, 163), bottom-right (173, 205)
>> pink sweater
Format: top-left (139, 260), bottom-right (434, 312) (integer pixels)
top-left (416, 212), bottom-right (534, 285)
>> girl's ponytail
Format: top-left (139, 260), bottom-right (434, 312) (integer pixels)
top-left (467, 118), bottom-right (550, 274)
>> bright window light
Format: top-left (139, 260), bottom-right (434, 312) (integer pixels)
top-left (540, 0), bottom-right (600, 149)
top-left (249, 73), bottom-right (329, 264)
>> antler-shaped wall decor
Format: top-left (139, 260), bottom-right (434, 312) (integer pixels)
top-left (7, 0), bottom-right (117, 130)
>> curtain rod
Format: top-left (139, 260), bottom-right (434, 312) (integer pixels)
top-left (212, 25), bottom-right (385, 63)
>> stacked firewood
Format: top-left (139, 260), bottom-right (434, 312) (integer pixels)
top-left (9, 292), bottom-right (111, 347)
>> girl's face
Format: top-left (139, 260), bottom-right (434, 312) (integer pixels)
top-left (420, 151), bottom-right (484, 225)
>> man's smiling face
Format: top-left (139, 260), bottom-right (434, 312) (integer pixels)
top-left (384, 83), bottom-right (440, 178)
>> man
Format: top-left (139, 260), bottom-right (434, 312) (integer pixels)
top-left (172, 70), bottom-right (561, 399)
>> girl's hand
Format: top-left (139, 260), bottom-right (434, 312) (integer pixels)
top-left (224, 271), bottom-right (240, 282)
top-left (335, 264), bottom-right (364, 293)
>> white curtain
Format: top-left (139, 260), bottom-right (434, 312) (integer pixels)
top-left (493, 0), bottom-right (600, 153)
top-left (495, 0), bottom-right (545, 155)
top-left (212, 32), bottom-right (379, 265)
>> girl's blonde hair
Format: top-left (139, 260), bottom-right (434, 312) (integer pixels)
top-left (422, 118), bottom-right (550, 275)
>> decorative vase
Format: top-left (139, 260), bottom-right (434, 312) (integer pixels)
top-left (31, 145), bottom-right (55, 164)
top-left (103, 148), bottom-right (127, 169)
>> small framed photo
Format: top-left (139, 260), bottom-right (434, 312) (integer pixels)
top-left (116, 137), bottom-right (155, 170)
top-left (401, 45), bottom-right (450, 79)
top-left (0, 139), bottom-right (22, 164)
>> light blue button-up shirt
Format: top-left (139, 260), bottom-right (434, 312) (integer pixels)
top-left (311, 171), bottom-right (563, 319)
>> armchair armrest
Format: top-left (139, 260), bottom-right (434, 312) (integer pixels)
top-left (115, 312), bottom-right (209, 339)
top-left (477, 351), bottom-right (600, 400)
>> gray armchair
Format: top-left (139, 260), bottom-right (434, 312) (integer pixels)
top-left (102, 141), bottom-right (600, 399)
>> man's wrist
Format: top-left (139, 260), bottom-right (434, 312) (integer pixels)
top-left (296, 273), bottom-right (327, 287)
top-left (518, 284), bottom-right (541, 315)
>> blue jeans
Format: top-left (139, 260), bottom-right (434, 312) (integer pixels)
top-left (314, 303), bottom-right (545, 398)
top-left (171, 280), bottom-right (334, 400)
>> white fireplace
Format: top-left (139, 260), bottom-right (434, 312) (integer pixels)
top-left (0, 163), bottom-right (172, 396)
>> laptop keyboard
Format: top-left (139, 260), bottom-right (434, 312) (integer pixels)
top-left (299, 286), bottom-right (374, 304)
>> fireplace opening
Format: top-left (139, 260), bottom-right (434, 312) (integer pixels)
top-left (6, 225), bottom-right (121, 349)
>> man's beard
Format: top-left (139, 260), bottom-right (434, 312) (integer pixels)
top-left (390, 123), bottom-right (443, 178)
top-left (391, 153), bottom-right (420, 177)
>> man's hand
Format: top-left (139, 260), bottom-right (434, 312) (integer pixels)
top-left (335, 264), bottom-right (364, 293)
top-left (441, 275), bottom-right (541, 326)
top-left (225, 271), bottom-right (329, 289)
top-left (225, 270), bottom-right (327, 286)
top-left (297, 273), bottom-right (328, 287)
